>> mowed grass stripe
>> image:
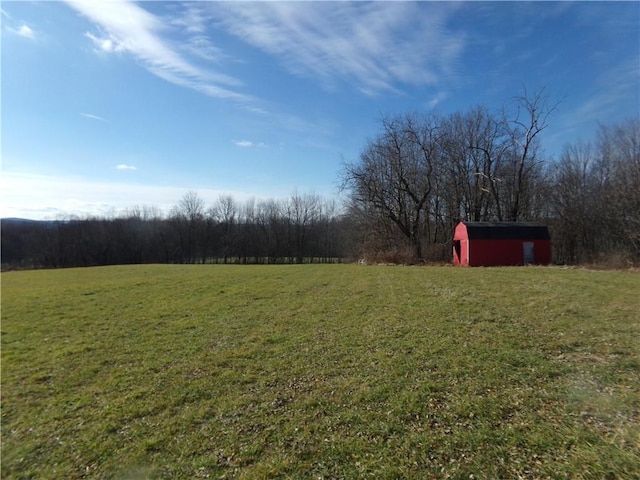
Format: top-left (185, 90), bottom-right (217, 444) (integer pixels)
top-left (1, 265), bottom-right (639, 479)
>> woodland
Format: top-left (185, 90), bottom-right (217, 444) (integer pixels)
top-left (3, 92), bottom-right (639, 269)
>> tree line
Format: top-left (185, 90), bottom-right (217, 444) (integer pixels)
top-left (1, 192), bottom-right (354, 269)
top-left (342, 91), bottom-right (639, 266)
top-left (550, 121), bottom-right (640, 265)
top-left (2, 90), bottom-right (638, 269)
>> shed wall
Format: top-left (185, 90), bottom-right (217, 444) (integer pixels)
top-left (468, 239), bottom-right (551, 266)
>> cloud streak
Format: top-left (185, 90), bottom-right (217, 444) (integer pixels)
top-left (63, 0), bottom-right (465, 132)
top-left (81, 112), bottom-right (108, 122)
top-left (65, 0), bottom-right (250, 102)
top-left (16, 24), bottom-right (35, 39)
top-left (7, 23), bottom-right (36, 39)
top-left (205, 2), bottom-right (464, 95)
top-left (233, 140), bottom-right (266, 148)
top-left (577, 57), bottom-right (640, 123)
top-left (116, 164), bottom-right (137, 171)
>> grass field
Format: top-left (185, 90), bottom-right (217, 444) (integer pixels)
top-left (2, 264), bottom-right (639, 479)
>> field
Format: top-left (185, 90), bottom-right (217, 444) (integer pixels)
top-left (2, 264), bottom-right (639, 479)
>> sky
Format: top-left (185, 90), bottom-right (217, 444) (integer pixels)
top-left (1, 1), bottom-right (638, 220)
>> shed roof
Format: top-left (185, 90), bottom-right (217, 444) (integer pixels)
top-left (462, 222), bottom-right (550, 240)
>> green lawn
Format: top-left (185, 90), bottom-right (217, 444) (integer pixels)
top-left (2, 264), bottom-right (639, 479)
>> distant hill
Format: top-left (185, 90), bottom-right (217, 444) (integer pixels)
top-left (2, 217), bottom-right (41, 223)
top-left (2, 218), bottom-right (60, 227)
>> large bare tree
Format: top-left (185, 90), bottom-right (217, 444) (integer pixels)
top-left (342, 113), bottom-right (440, 260)
top-left (440, 106), bottom-right (510, 221)
top-left (504, 89), bottom-right (559, 221)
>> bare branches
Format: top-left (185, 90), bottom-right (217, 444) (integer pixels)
top-left (506, 89), bottom-right (562, 221)
top-left (341, 89), bottom-right (563, 261)
top-left (341, 113), bottom-right (441, 259)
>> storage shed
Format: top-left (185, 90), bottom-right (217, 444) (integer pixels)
top-left (453, 221), bottom-right (551, 267)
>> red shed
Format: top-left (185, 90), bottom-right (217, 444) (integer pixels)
top-left (453, 221), bottom-right (551, 267)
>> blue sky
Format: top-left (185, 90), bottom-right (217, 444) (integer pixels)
top-left (2, 1), bottom-right (638, 220)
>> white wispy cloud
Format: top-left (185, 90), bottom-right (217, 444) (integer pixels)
top-left (18, 24), bottom-right (35, 39)
top-left (116, 164), bottom-right (137, 171)
top-left (2, 7), bottom-right (36, 39)
top-left (81, 112), bottom-right (108, 122)
top-left (64, 0), bottom-right (250, 102)
top-left (426, 92), bottom-right (449, 110)
top-left (233, 140), bottom-right (267, 148)
top-left (182, 35), bottom-right (226, 63)
top-left (206, 2), bottom-right (464, 95)
top-left (167, 3), bottom-right (209, 35)
top-left (540, 54), bottom-right (639, 157)
top-left (85, 31), bottom-right (122, 53)
top-left (8, 24), bottom-right (35, 39)
top-left (577, 57), bottom-right (639, 123)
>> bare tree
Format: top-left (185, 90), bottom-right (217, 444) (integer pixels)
top-left (551, 141), bottom-right (596, 263)
top-left (172, 191), bottom-right (206, 263)
top-left (210, 195), bottom-right (238, 263)
top-left (504, 89), bottom-right (559, 221)
top-left (342, 113), bottom-right (440, 261)
top-left (287, 190), bottom-right (321, 263)
top-left (441, 106), bottom-right (510, 221)
top-left (598, 119), bottom-right (640, 258)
